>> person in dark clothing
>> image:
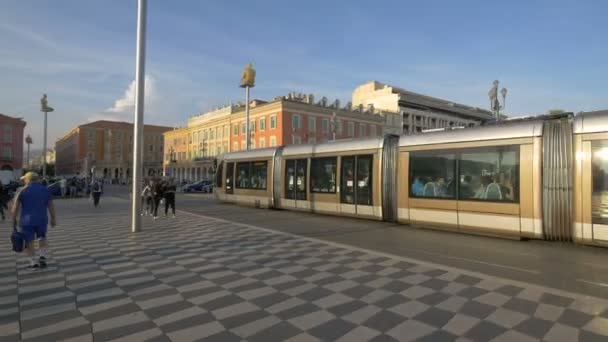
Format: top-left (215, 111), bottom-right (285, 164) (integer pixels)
top-left (164, 180), bottom-right (177, 218)
top-left (91, 180), bottom-right (102, 207)
top-left (152, 180), bottom-right (164, 220)
top-left (0, 183), bottom-right (7, 220)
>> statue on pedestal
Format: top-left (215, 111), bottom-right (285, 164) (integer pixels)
top-left (240, 63), bottom-right (256, 88)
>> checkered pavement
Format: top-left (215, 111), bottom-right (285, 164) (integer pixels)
top-left (2, 198), bottom-right (608, 341)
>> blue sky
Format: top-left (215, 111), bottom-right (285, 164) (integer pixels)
top-left (1, 0), bottom-right (607, 149)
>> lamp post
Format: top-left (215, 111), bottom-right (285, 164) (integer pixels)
top-left (25, 135), bottom-right (32, 169)
top-left (131, 0), bottom-right (147, 233)
top-left (240, 64), bottom-right (256, 151)
top-left (488, 80), bottom-right (508, 121)
top-left (330, 112), bottom-right (337, 141)
top-left (39, 94), bottom-right (54, 180)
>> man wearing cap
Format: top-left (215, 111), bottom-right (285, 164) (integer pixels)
top-left (12, 172), bottom-right (57, 269)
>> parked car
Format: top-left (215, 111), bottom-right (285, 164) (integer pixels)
top-left (201, 182), bottom-right (213, 193)
top-left (182, 180), bottom-right (212, 193)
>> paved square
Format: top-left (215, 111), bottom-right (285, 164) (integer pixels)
top-left (1, 197), bottom-right (608, 341)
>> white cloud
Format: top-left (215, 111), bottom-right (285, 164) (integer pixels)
top-left (107, 75), bottom-right (157, 114)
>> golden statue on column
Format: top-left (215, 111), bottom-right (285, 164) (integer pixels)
top-left (240, 63), bottom-right (256, 88)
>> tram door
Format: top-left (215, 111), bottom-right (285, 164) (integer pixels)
top-left (285, 159), bottom-right (307, 207)
top-left (341, 155), bottom-right (373, 213)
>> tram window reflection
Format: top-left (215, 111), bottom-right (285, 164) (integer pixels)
top-left (236, 161), bottom-right (268, 190)
top-left (226, 162), bottom-right (234, 194)
top-left (311, 157), bottom-right (337, 193)
top-left (459, 147), bottom-right (519, 202)
top-left (410, 152), bottom-right (456, 199)
top-left (592, 140), bottom-right (608, 224)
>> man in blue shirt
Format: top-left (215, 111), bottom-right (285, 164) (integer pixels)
top-left (12, 172), bottom-right (57, 269)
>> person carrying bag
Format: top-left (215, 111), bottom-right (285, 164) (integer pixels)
top-left (11, 219), bottom-right (25, 253)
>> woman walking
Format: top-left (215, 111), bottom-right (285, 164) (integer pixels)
top-left (91, 179), bottom-right (103, 207)
top-left (141, 180), bottom-right (153, 216)
top-left (164, 179), bottom-right (177, 218)
top-left (152, 179), bottom-right (164, 220)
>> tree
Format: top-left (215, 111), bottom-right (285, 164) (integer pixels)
top-left (548, 109), bottom-right (566, 115)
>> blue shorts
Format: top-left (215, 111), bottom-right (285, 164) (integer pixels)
top-left (22, 225), bottom-right (48, 242)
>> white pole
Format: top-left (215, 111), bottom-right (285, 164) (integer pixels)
top-left (245, 86), bottom-right (251, 151)
top-left (131, 0), bottom-right (147, 233)
top-left (43, 111), bottom-right (47, 179)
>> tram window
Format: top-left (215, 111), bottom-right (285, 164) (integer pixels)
top-left (216, 162), bottom-right (223, 187)
top-left (226, 162), bottom-right (234, 194)
top-left (311, 157), bottom-right (337, 193)
top-left (459, 147), bottom-right (519, 202)
top-left (356, 155), bottom-right (373, 205)
top-left (285, 159), bottom-right (307, 200)
top-left (592, 140), bottom-right (608, 224)
top-left (236, 161), bottom-right (268, 190)
top-left (341, 156), bottom-right (355, 204)
top-left (410, 152), bottom-right (456, 199)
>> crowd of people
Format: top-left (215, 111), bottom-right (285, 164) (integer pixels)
top-left (141, 178), bottom-right (177, 220)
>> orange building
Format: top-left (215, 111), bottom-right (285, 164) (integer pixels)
top-left (55, 120), bottom-right (171, 181)
top-left (164, 93), bottom-right (400, 183)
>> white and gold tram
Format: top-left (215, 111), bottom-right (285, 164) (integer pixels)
top-left (215, 110), bottom-right (608, 247)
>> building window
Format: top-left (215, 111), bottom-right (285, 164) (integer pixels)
top-left (236, 161), bottom-right (267, 190)
top-left (251, 139), bottom-right (255, 149)
top-left (311, 157), bottom-right (337, 193)
top-left (370, 125), bottom-right (377, 136)
top-left (321, 118), bottom-right (329, 133)
top-left (270, 136), bottom-right (277, 147)
top-left (292, 135), bottom-right (301, 144)
top-left (241, 141), bottom-right (246, 150)
top-left (224, 126), bottom-right (228, 138)
top-left (233, 125), bottom-right (239, 136)
top-left (233, 142), bottom-right (239, 151)
top-left (260, 118), bottom-right (266, 131)
top-left (338, 120), bottom-right (343, 134)
top-left (241, 123), bottom-right (246, 135)
top-left (3, 125), bottom-right (12, 143)
top-left (292, 114), bottom-right (301, 130)
top-left (348, 122), bottom-right (355, 137)
top-left (270, 115), bottom-right (277, 129)
top-left (259, 138), bottom-right (265, 148)
top-left (88, 129), bottom-right (95, 140)
top-left (308, 117), bottom-right (316, 132)
top-left (593, 140), bottom-right (608, 224)
top-left (250, 121), bottom-right (256, 132)
top-left (3, 147), bottom-right (11, 159)
top-left (308, 137), bottom-right (316, 144)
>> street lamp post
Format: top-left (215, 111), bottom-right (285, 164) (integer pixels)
top-left (40, 94), bottom-right (54, 180)
top-left (131, 0), bottom-right (147, 233)
top-left (25, 135), bottom-right (32, 169)
top-left (488, 80), bottom-right (508, 121)
top-left (240, 64), bottom-right (256, 151)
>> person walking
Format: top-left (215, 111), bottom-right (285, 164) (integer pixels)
top-left (11, 172), bottom-right (56, 269)
top-left (164, 179), bottom-right (177, 218)
top-left (141, 181), bottom-right (153, 216)
top-left (0, 183), bottom-right (7, 220)
top-left (152, 179), bottom-right (164, 220)
top-left (91, 179), bottom-right (102, 207)
top-left (60, 178), bottom-right (67, 198)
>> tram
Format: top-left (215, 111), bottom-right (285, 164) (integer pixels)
top-left (215, 110), bottom-right (608, 247)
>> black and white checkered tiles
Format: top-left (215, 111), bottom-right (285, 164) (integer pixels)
top-left (2, 198), bottom-right (608, 341)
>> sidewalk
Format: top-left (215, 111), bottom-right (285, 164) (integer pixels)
top-left (1, 197), bottom-right (608, 341)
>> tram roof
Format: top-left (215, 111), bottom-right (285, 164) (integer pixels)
top-left (398, 119), bottom-right (544, 147)
top-left (219, 147), bottom-right (279, 161)
top-left (282, 137), bottom-right (385, 156)
top-left (574, 110), bottom-right (608, 134)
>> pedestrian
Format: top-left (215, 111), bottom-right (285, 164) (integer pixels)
top-left (0, 183), bottom-right (7, 220)
top-left (69, 178), bottom-right (77, 198)
top-left (141, 181), bottom-right (153, 216)
top-left (11, 172), bottom-right (57, 269)
top-left (164, 179), bottom-right (177, 218)
top-left (60, 178), bottom-right (67, 197)
top-left (91, 180), bottom-right (102, 207)
top-left (152, 179), bottom-right (164, 220)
